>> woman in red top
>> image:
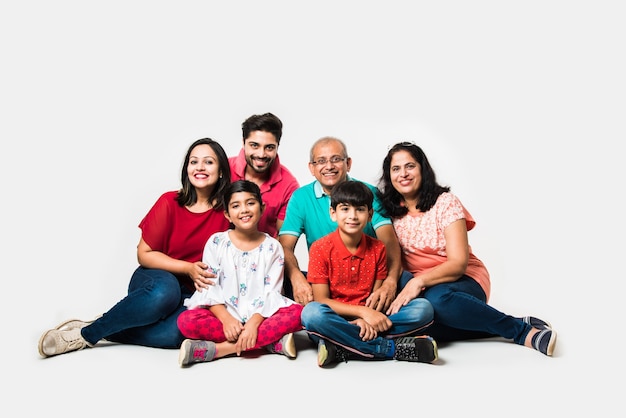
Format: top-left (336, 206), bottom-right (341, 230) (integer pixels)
top-left (38, 138), bottom-right (232, 357)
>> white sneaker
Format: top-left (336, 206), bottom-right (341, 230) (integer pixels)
top-left (38, 327), bottom-right (92, 358)
top-left (53, 318), bottom-right (96, 331)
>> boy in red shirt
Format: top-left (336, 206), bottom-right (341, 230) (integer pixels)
top-left (301, 180), bottom-right (438, 367)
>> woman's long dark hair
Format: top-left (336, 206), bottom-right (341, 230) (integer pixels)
top-left (377, 142), bottom-right (449, 218)
top-left (176, 138), bottom-right (231, 210)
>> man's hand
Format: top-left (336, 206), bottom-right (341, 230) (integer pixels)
top-left (292, 273), bottom-right (313, 305)
top-left (365, 279), bottom-right (397, 312)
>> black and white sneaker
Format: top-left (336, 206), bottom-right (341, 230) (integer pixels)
top-left (393, 336), bottom-right (438, 363)
top-left (317, 339), bottom-right (349, 367)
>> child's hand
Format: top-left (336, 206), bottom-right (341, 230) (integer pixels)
top-left (351, 318), bottom-right (378, 341)
top-left (222, 316), bottom-right (244, 342)
top-left (361, 308), bottom-right (392, 333)
top-left (235, 325), bottom-right (259, 355)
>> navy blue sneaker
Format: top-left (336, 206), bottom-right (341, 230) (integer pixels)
top-left (531, 329), bottom-right (557, 356)
top-left (520, 316), bottom-right (552, 330)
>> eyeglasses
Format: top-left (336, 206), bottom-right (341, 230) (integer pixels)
top-left (311, 156), bottom-right (347, 166)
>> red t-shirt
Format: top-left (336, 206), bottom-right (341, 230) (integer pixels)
top-left (138, 191), bottom-right (231, 289)
top-left (307, 229), bottom-right (388, 306)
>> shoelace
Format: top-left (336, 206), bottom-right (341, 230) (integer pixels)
top-left (335, 346), bottom-right (349, 363)
top-left (61, 329), bottom-right (87, 350)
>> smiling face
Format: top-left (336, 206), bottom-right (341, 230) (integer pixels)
top-left (224, 191), bottom-right (264, 232)
top-left (330, 202), bottom-right (372, 237)
top-left (308, 139), bottom-right (352, 195)
top-left (243, 131), bottom-right (279, 175)
top-left (187, 143), bottom-right (221, 191)
top-left (389, 149), bottom-right (422, 200)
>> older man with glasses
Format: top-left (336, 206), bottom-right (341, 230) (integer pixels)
top-left (278, 136), bottom-right (416, 315)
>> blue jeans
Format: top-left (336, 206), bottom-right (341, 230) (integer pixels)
top-left (301, 297), bottom-right (434, 360)
top-left (421, 275), bottom-right (531, 345)
top-left (80, 267), bottom-right (192, 348)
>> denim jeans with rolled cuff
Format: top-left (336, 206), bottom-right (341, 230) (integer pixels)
top-left (301, 296), bottom-right (434, 360)
top-left (81, 266), bottom-right (192, 348)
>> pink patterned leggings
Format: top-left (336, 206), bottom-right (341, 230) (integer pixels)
top-left (177, 304), bottom-right (303, 350)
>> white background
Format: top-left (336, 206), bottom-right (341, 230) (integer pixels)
top-left (1, 1), bottom-right (624, 416)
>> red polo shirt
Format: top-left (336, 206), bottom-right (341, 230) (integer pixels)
top-left (307, 229), bottom-right (388, 306)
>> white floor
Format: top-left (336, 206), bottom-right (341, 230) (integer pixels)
top-left (15, 318), bottom-right (613, 417)
top-left (3, 2), bottom-right (623, 416)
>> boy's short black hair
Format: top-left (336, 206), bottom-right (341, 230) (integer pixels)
top-left (330, 180), bottom-right (374, 210)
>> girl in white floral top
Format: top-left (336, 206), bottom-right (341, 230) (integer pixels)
top-left (377, 142), bottom-right (556, 357)
top-left (176, 180), bottom-right (303, 367)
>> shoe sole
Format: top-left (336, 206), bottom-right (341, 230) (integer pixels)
top-left (317, 340), bottom-right (337, 367)
top-left (418, 337), bottom-right (438, 363)
top-left (317, 340), bottom-right (328, 367)
top-left (429, 338), bottom-right (439, 362)
top-left (546, 330), bottom-right (557, 356)
top-left (395, 336), bottom-right (438, 363)
top-left (38, 329), bottom-right (54, 357)
top-left (179, 339), bottom-right (192, 367)
top-left (283, 333), bottom-right (296, 359)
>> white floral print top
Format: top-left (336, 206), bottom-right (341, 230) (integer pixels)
top-left (184, 231), bottom-right (294, 322)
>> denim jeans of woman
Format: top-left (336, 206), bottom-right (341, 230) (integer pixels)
top-left (80, 267), bottom-right (192, 348)
top-left (421, 275), bottom-right (531, 344)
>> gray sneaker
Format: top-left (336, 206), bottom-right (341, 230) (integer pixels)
top-left (178, 339), bottom-right (217, 367)
top-left (265, 333), bottom-right (296, 358)
top-left (38, 327), bottom-right (92, 358)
